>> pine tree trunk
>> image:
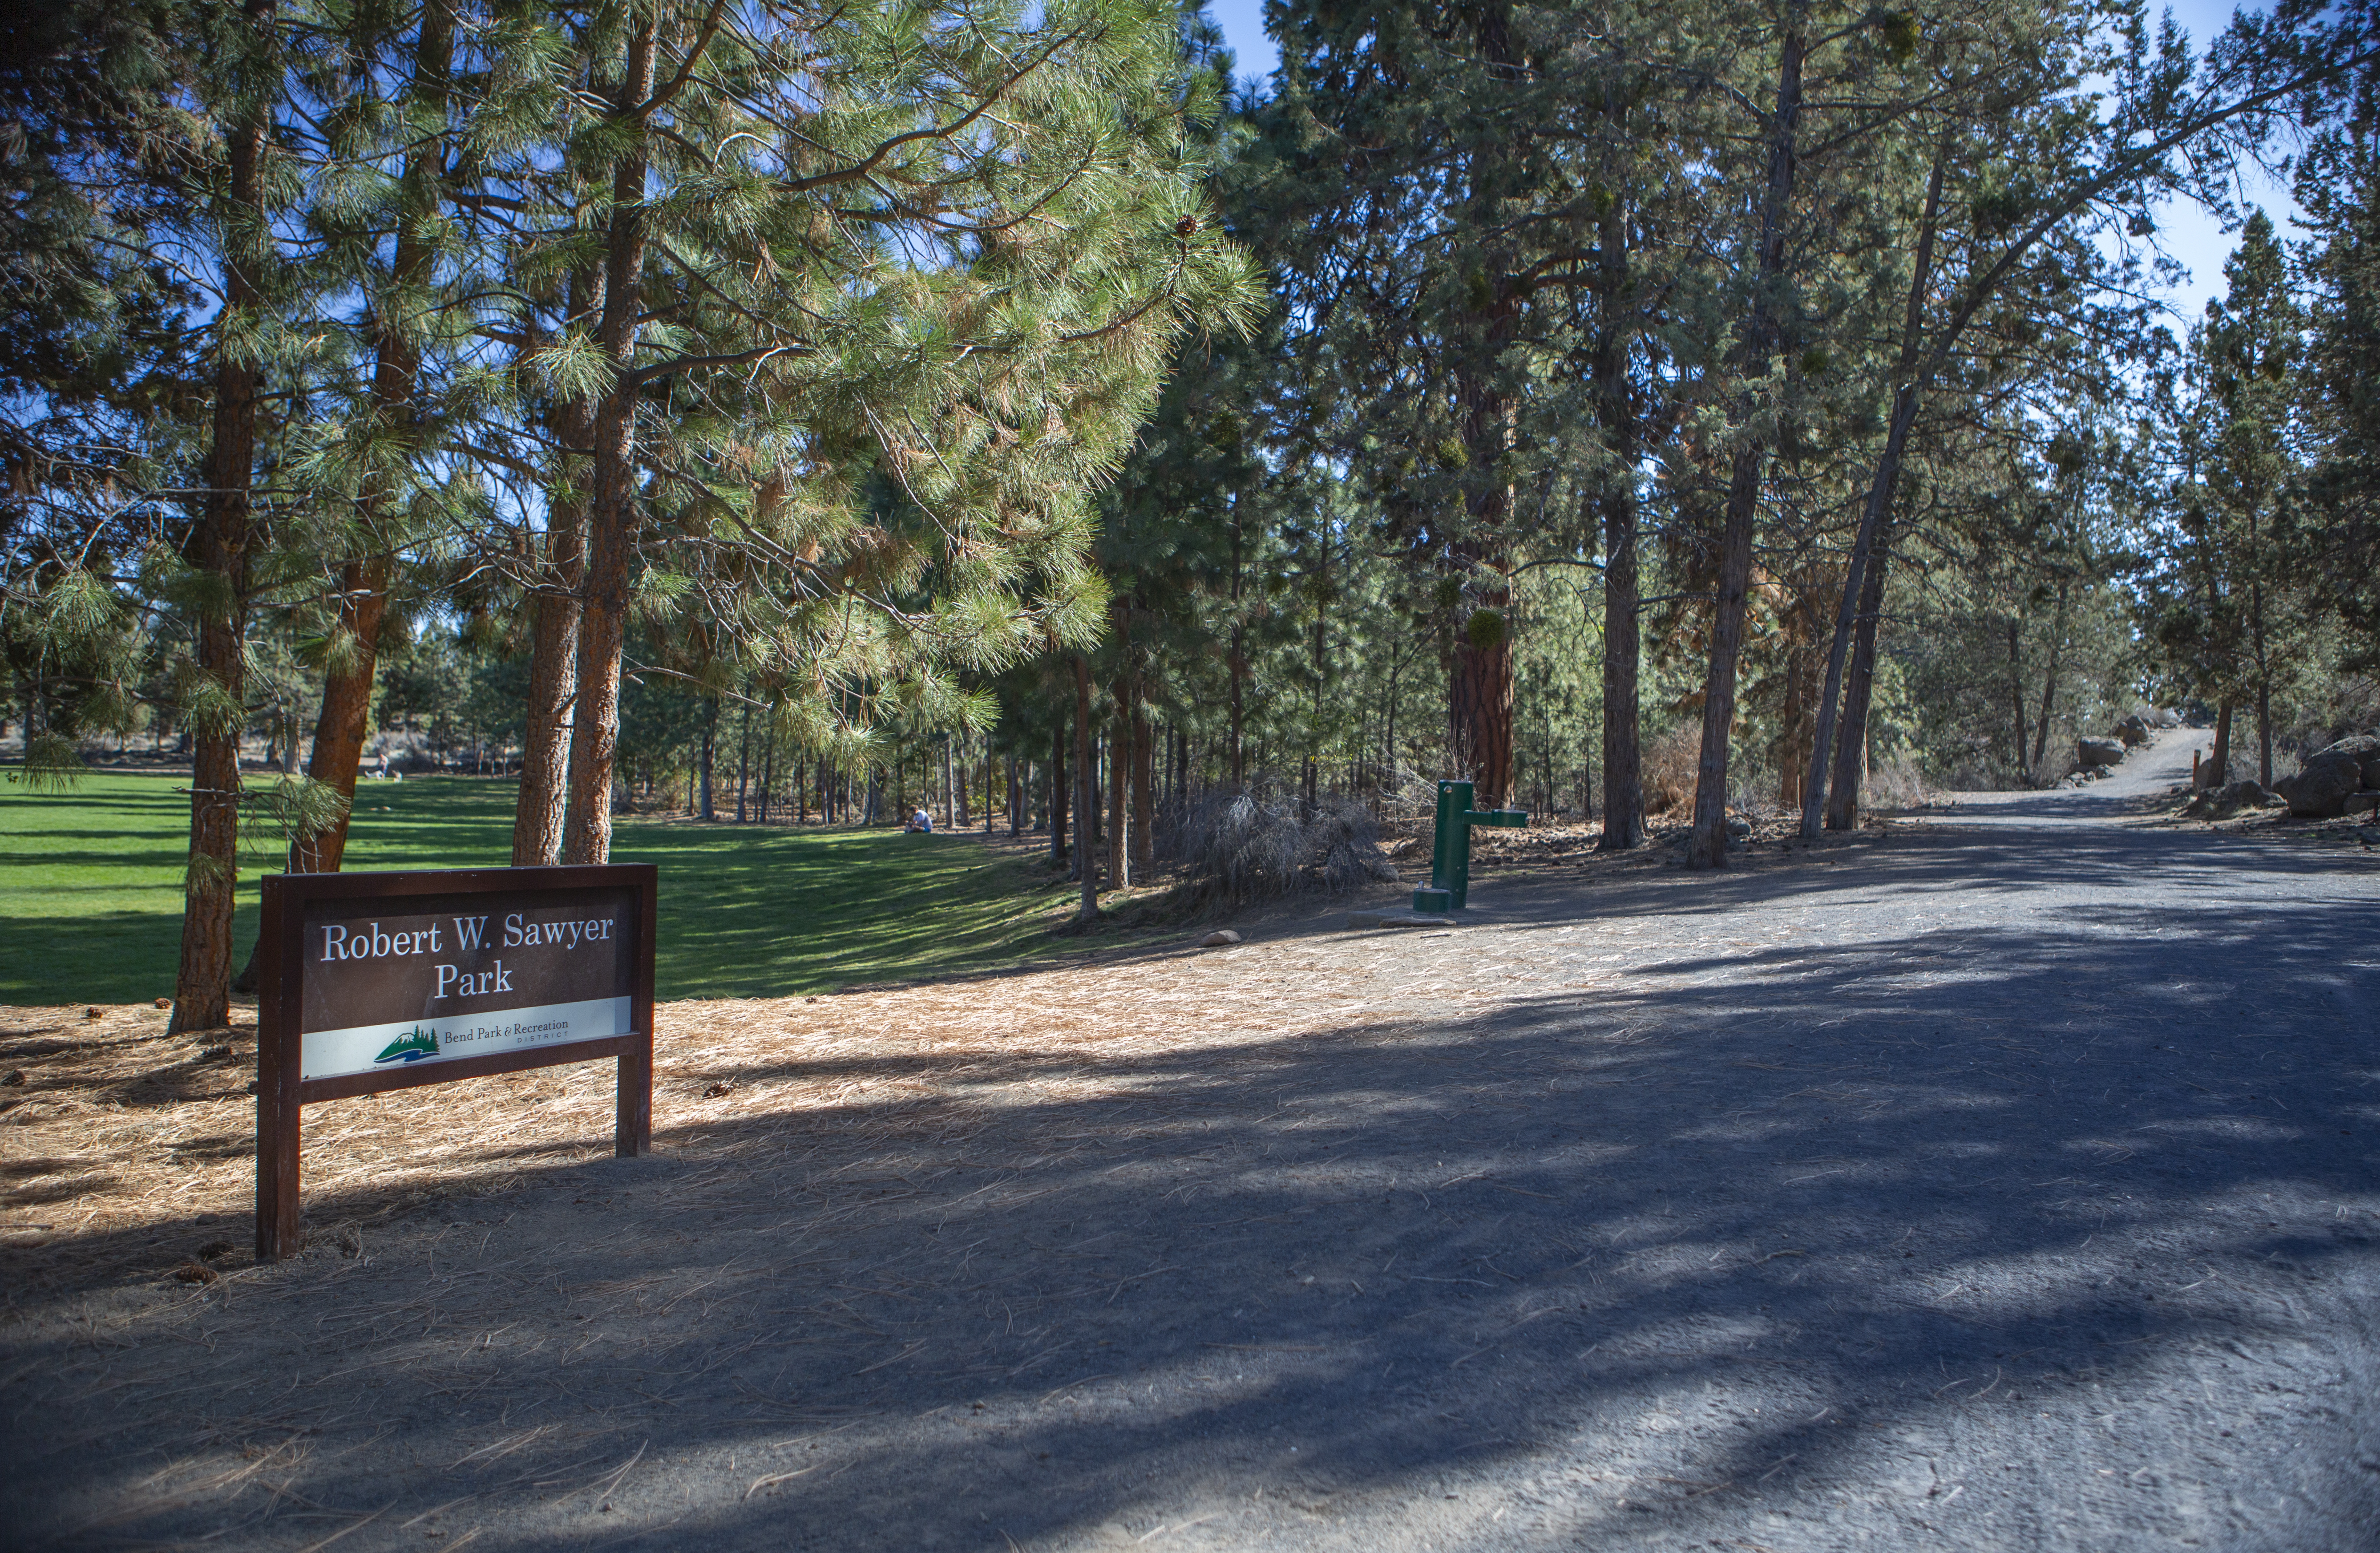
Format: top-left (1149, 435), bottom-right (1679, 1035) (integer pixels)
top-left (1778, 619), bottom-right (1809, 809)
top-left (1823, 540), bottom-right (1891, 830)
top-left (514, 255), bottom-right (594, 864)
top-left (1692, 15), bottom-right (1805, 868)
top-left (171, 0), bottom-right (274, 1038)
top-left (2032, 585), bottom-right (2065, 778)
top-left (290, 556), bottom-right (390, 876)
top-left (2251, 581), bottom-right (2272, 786)
top-left (734, 701), bottom-right (751, 822)
top-left (2209, 702), bottom-right (2234, 786)
top-left (1051, 722), bottom-right (1068, 865)
top-left (1580, 120), bottom-right (1633, 840)
top-left (1075, 658), bottom-right (1099, 919)
top-left (1801, 136), bottom-right (1946, 838)
top-left (1590, 369), bottom-right (1647, 848)
top-left (513, 441), bottom-right (582, 862)
top-left (1448, 585), bottom-right (1515, 808)
top-left (2008, 618), bottom-right (2030, 784)
top-left (1131, 706), bottom-right (1153, 870)
top-left (561, 14), bottom-right (656, 866)
top-left (1228, 506), bottom-right (1246, 788)
top-left (699, 703), bottom-right (715, 821)
top-left (1108, 687), bottom-right (1129, 890)
top-left (291, 3), bottom-right (453, 878)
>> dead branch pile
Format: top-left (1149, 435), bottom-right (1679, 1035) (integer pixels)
top-left (1170, 790), bottom-right (1399, 905)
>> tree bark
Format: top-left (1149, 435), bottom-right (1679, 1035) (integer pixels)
top-left (1050, 720), bottom-right (1068, 865)
top-left (291, 1), bottom-right (453, 877)
top-left (1107, 685), bottom-right (1129, 890)
top-left (1592, 106), bottom-right (1646, 851)
top-left (1131, 704), bottom-right (1153, 870)
top-left (1449, 568), bottom-right (1516, 809)
top-left (171, 0), bottom-right (274, 1038)
top-left (1777, 613), bottom-right (1810, 809)
top-left (733, 701), bottom-right (751, 821)
top-left (1823, 534), bottom-right (1891, 830)
top-left (2008, 618), bottom-right (2030, 783)
top-left (1693, 12), bottom-right (1805, 868)
top-left (2251, 580), bottom-right (2272, 786)
top-left (1075, 657), bottom-right (1099, 920)
top-left (2032, 582), bottom-right (2066, 778)
top-left (1799, 137), bottom-right (1946, 838)
top-left (1228, 496), bottom-right (1246, 787)
top-left (699, 701), bottom-right (715, 820)
top-left (2209, 701), bottom-right (2233, 786)
top-left (561, 13), bottom-right (656, 865)
top-left (512, 382), bottom-right (587, 863)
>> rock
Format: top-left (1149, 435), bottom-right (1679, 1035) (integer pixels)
top-left (2308, 733), bottom-right (2380, 789)
top-left (2077, 737), bottom-right (2125, 768)
top-left (1725, 815), bottom-right (1752, 840)
top-left (2115, 714), bottom-right (2151, 747)
top-left (1199, 929), bottom-right (1241, 947)
top-left (1346, 911), bottom-right (1455, 930)
top-left (2276, 755), bottom-right (2364, 817)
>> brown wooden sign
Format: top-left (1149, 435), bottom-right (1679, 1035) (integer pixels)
top-left (255, 864), bottom-right (658, 1260)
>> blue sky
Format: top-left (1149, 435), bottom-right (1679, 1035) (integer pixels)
top-left (1199, 0), bottom-right (2301, 332)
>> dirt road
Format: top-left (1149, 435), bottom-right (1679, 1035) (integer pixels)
top-left (6, 729), bottom-right (2377, 1550)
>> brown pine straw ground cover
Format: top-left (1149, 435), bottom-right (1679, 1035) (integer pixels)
top-left (0, 920), bottom-right (1540, 1296)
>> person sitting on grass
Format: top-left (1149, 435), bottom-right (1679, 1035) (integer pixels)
top-left (906, 806), bottom-right (932, 833)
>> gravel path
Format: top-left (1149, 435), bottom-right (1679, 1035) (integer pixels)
top-left (6, 728), bottom-right (2378, 1551)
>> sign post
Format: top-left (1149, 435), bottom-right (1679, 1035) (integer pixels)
top-left (255, 864), bottom-right (658, 1261)
top-left (1411, 780), bottom-right (1526, 912)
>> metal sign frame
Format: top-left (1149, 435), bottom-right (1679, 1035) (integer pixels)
top-left (255, 864), bottom-right (658, 1260)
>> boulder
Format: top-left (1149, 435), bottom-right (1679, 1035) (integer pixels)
top-left (2115, 714), bottom-right (2151, 748)
top-left (1199, 929), bottom-right (1241, 947)
top-left (2077, 737), bottom-right (2125, 768)
top-left (2276, 754), bottom-right (2364, 817)
top-left (2307, 732), bottom-right (2380, 789)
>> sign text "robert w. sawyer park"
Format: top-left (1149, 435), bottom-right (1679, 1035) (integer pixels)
top-left (255, 865), bottom-right (657, 1259)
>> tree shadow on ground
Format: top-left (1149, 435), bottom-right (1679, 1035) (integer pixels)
top-left (5, 831), bottom-right (2377, 1551)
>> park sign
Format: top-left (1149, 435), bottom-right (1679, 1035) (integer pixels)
top-left (255, 865), bottom-right (658, 1260)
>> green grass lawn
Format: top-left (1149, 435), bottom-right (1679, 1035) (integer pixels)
top-left (0, 772), bottom-right (1071, 1005)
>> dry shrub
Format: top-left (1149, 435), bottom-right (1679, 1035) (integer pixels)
top-left (1867, 751), bottom-right (1934, 810)
top-left (1643, 724), bottom-right (1700, 814)
top-left (1172, 789), bottom-right (1398, 906)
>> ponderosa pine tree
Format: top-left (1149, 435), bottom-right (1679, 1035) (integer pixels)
top-left (171, 0), bottom-right (290, 1035)
top-left (448, 0), bottom-right (1257, 865)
